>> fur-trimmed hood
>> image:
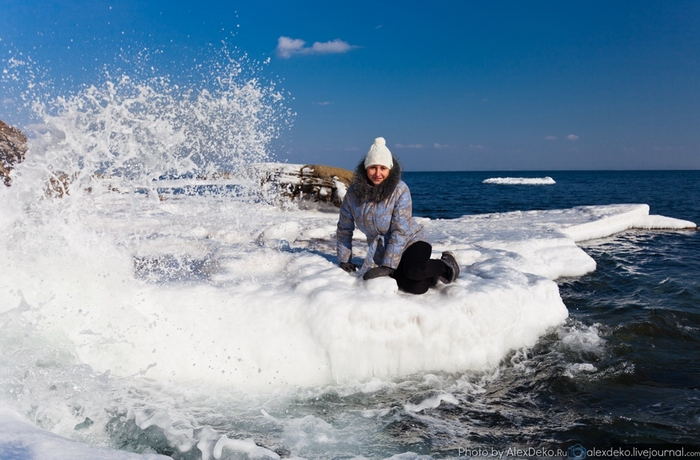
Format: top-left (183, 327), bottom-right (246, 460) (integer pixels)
top-left (350, 157), bottom-right (402, 203)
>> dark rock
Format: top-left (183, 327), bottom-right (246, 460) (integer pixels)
top-left (0, 120), bottom-right (28, 186)
top-left (45, 171), bottom-right (74, 198)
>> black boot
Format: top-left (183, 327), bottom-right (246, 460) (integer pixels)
top-left (438, 251), bottom-right (460, 284)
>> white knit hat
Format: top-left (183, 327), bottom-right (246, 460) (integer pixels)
top-left (364, 137), bottom-right (393, 169)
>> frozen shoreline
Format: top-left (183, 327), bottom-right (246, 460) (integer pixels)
top-left (1, 193), bottom-right (694, 389)
top-left (0, 193), bottom-right (696, 460)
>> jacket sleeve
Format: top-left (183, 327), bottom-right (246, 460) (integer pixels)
top-left (382, 184), bottom-right (416, 269)
top-left (336, 193), bottom-right (355, 264)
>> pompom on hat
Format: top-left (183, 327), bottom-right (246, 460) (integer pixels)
top-left (364, 137), bottom-right (393, 169)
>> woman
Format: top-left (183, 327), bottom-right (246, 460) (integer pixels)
top-left (336, 137), bottom-right (459, 295)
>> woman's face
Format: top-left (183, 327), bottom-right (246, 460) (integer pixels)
top-left (366, 165), bottom-right (390, 185)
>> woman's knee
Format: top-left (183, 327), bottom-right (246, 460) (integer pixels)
top-left (403, 263), bottom-right (427, 280)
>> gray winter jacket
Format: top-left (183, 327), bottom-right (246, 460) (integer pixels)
top-left (336, 160), bottom-right (426, 276)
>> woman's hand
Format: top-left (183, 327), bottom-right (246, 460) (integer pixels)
top-left (340, 262), bottom-right (359, 273)
top-left (363, 266), bottom-right (394, 280)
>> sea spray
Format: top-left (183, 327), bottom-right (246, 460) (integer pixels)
top-left (2, 44), bottom-right (292, 202)
top-left (0, 42), bottom-right (294, 307)
top-left (1, 44), bottom-right (300, 456)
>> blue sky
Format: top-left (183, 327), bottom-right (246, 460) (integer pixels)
top-left (1, 0), bottom-right (699, 171)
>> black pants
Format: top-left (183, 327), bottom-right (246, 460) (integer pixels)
top-left (391, 241), bottom-right (446, 295)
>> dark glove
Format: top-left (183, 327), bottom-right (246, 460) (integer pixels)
top-left (340, 262), bottom-right (359, 273)
top-left (363, 266), bottom-right (394, 280)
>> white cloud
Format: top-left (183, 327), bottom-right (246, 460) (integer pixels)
top-left (544, 136), bottom-right (557, 140)
top-left (310, 40), bottom-right (354, 54)
top-left (276, 37), bottom-right (306, 58)
top-left (433, 143), bottom-right (452, 149)
top-left (313, 101), bottom-right (333, 106)
top-left (567, 134), bottom-right (579, 140)
top-left (468, 144), bottom-right (485, 149)
top-left (276, 36), bottom-right (357, 58)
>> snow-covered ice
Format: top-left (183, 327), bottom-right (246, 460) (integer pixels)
top-left (1, 187), bottom-right (693, 390)
top-left (482, 176), bottom-right (556, 185)
top-left (3, 190), bottom-right (694, 460)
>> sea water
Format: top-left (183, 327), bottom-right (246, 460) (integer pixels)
top-left (1, 47), bottom-right (699, 459)
top-left (406, 170), bottom-right (700, 449)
